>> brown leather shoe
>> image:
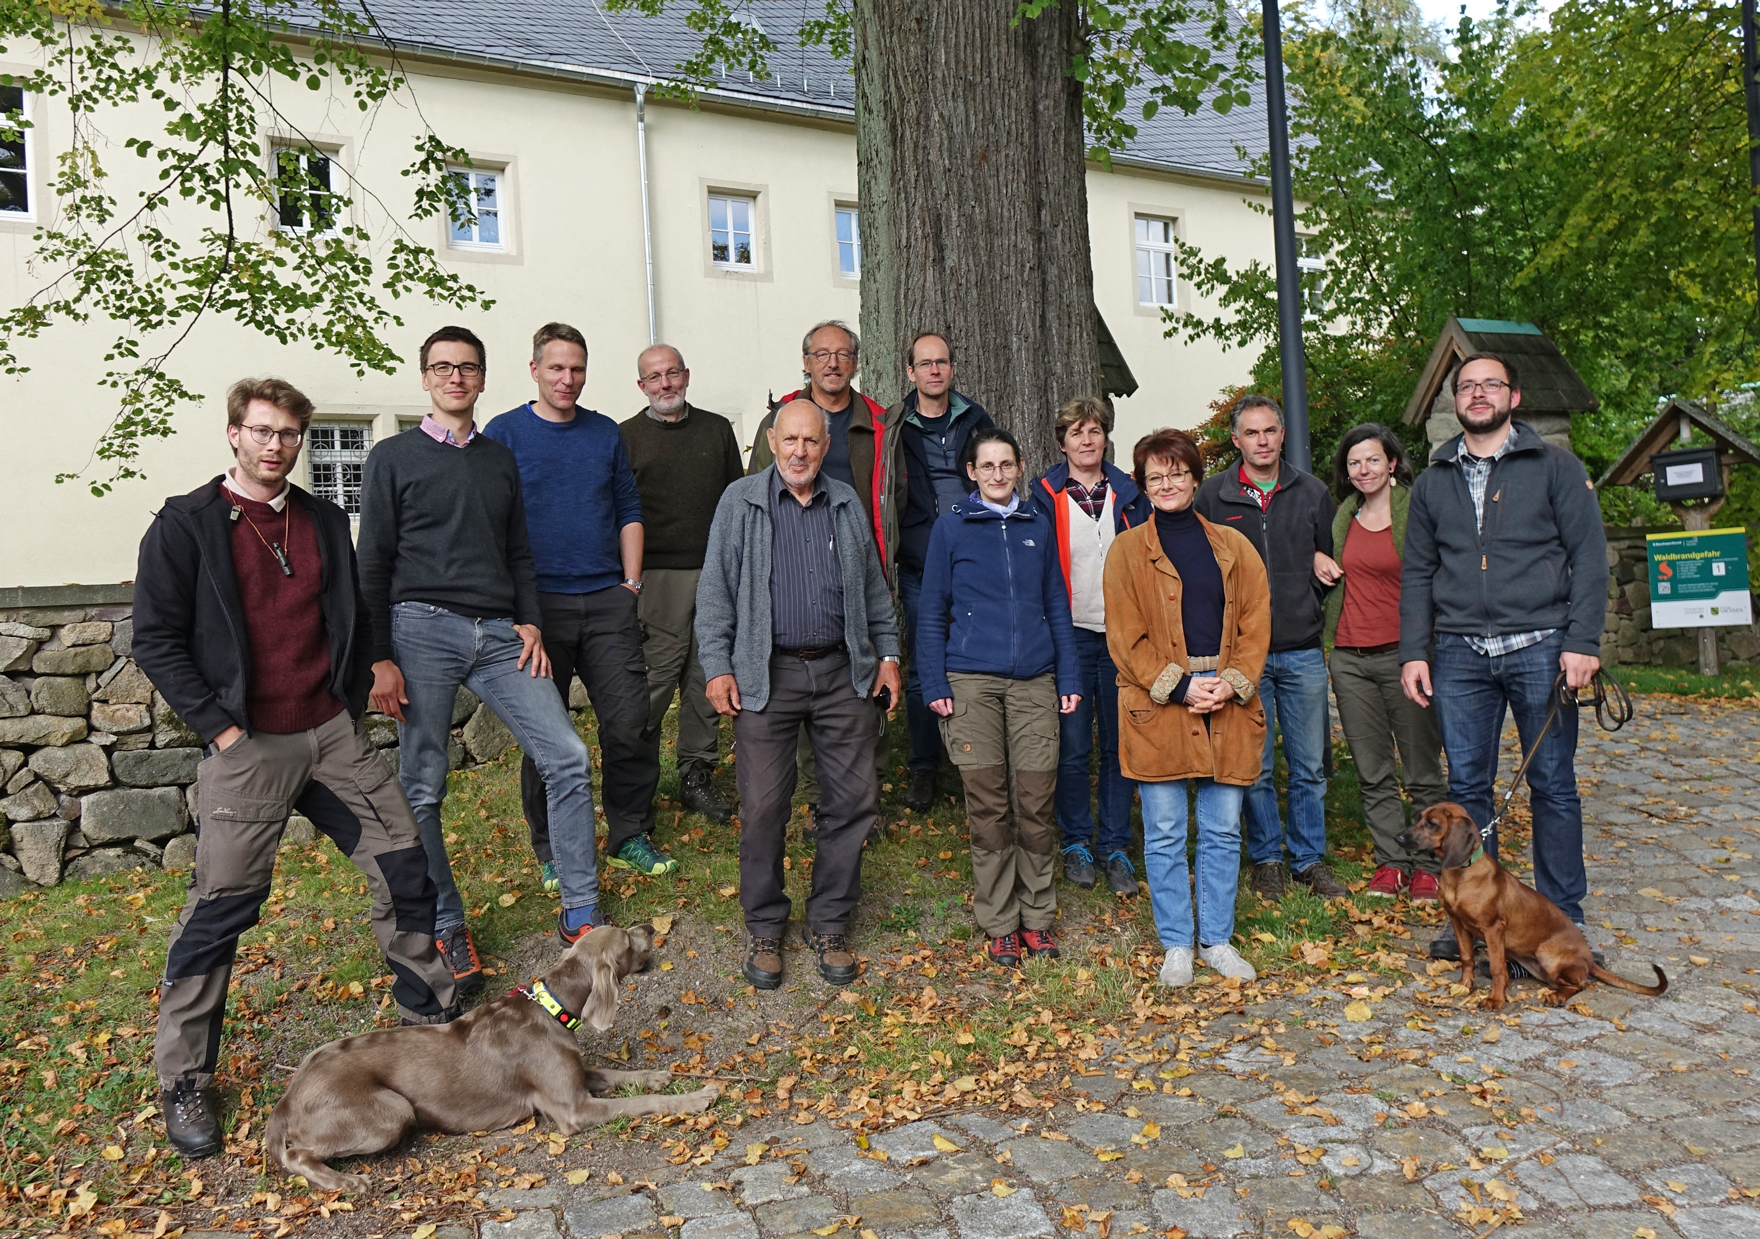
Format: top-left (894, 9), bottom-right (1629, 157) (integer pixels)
top-left (743, 935), bottom-right (784, 990)
top-left (807, 930), bottom-right (859, 986)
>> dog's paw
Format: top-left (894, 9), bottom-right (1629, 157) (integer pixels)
top-left (340, 1172), bottom-right (371, 1194)
top-left (640, 1070), bottom-right (674, 1091)
top-left (684, 1085), bottom-right (720, 1112)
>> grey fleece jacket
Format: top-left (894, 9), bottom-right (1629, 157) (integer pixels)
top-left (1398, 419), bottom-right (1609, 662)
top-left (694, 466), bottom-right (900, 711)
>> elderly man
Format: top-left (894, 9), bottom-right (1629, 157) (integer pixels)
top-left (697, 400), bottom-right (903, 990)
top-left (620, 344), bottom-right (744, 821)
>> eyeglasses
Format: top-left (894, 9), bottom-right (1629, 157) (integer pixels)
top-left (974, 461), bottom-right (1020, 477)
top-left (1456, 378), bottom-right (1510, 395)
top-left (239, 425), bottom-right (304, 448)
top-left (911, 358), bottom-right (951, 371)
top-left (640, 367), bottom-right (687, 384)
top-left (425, 361), bottom-right (484, 378)
top-left (805, 349), bottom-right (856, 364)
top-left (1144, 471), bottom-right (1192, 489)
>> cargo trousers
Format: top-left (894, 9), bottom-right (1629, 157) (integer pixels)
top-left (155, 709), bottom-right (456, 1092)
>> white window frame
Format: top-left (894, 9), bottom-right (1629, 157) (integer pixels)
top-left (1297, 235), bottom-right (1326, 314)
top-left (0, 83), bottom-right (34, 223)
top-left (835, 204), bottom-right (861, 279)
top-left (1134, 214), bottom-right (1178, 308)
top-left (708, 192), bottom-right (757, 270)
top-left (303, 421), bottom-right (374, 518)
top-left (271, 144), bottom-right (339, 236)
top-left (446, 166), bottom-right (504, 252)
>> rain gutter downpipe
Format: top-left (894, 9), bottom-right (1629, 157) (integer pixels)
top-left (636, 82), bottom-right (657, 346)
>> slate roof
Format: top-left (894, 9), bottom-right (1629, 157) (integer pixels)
top-left (300, 0), bottom-right (1266, 181)
top-left (1404, 316), bottom-right (1599, 425)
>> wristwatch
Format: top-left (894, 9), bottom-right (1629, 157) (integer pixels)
top-left (622, 577), bottom-right (643, 594)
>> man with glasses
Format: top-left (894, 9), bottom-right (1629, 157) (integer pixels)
top-left (135, 378), bottom-right (457, 1160)
top-left (359, 326), bottom-right (607, 996)
top-left (892, 332), bottom-right (993, 813)
top-left (484, 323), bottom-right (673, 910)
top-left (619, 344), bottom-right (744, 822)
top-left (1400, 351), bottom-right (1608, 970)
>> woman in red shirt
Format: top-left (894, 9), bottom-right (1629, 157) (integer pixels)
top-left (1322, 425), bottom-right (1446, 901)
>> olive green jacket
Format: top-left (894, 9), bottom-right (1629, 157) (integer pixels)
top-left (1321, 483), bottom-right (1410, 647)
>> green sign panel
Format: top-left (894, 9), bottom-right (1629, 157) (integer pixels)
top-left (1647, 527), bottom-right (1752, 628)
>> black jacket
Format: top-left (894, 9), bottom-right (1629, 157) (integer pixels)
top-left (895, 390), bottom-right (994, 573)
top-left (1399, 420), bottom-right (1608, 662)
top-left (133, 477), bottom-right (373, 743)
top-left (1194, 461), bottom-right (1335, 653)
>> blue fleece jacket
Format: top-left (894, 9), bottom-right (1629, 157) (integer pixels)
top-left (483, 404), bottom-right (642, 594)
top-left (916, 495), bottom-right (1080, 703)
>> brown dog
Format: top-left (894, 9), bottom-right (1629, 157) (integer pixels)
top-left (266, 924), bottom-right (716, 1191)
top-left (1398, 803), bottom-right (1667, 1011)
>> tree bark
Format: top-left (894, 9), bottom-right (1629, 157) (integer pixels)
top-left (853, 0), bottom-right (1100, 483)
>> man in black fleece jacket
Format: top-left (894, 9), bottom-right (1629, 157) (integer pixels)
top-left (1400, 352), bottom-right (1608, 965)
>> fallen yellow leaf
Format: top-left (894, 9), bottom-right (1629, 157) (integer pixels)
top-left (1287, 1221), bottom-right (1315, 1238)
top-left (1689, 955), bottom-right (1710, 966)
top-left (413, 1226), bottom-right (437, 1239)
top-left (717, 885), bottom-right (739, 898)
top-left (651, 913), bottom-right (675, 935)
top-left (952, 1076), bottom-right (978, 1092)
top-left (747, 1142), bottom-right (768, 1165)
top-left (1480, 1146), bottom-right (1509, 1160)
top-left (933, 1134), bottom-right (962, 1152)
top-left (1096, 1151), bottom-right (1125, 1162)
top-left (991, 1179), bottom-right (1016, 1197)
top-left (1634, 1229), bottom-right (1657, 1239)
top-left (498, 891), bottom-right (519, 907)
top-left (660, 960), bottom-right (675, 971)
top-left (1343, 1001), bottom-right (1372, 1023)
top-left (811, 1226), bottom-right (840, 1236)
top-left (101, 1145), bottom-right (124, 1161)
top-left (565, 1169), bottom-right (591, 1186)
top-left (1222, 1143), bottom-right (1245, 1159)
top-left (1664, 1181), bottom-right (1687, 1193)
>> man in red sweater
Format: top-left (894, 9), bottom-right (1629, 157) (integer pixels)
top-left (134, 378), bottom-right (456, 1161)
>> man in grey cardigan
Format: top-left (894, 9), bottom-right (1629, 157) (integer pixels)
top-left (697, 400), bottom-right (902, 991)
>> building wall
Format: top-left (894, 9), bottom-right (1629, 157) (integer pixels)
top-left (0, 48), bottom-right (1271, 591)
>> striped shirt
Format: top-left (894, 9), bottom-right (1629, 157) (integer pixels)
top-left (1455, 431), bottom-right (1555, 657)
top-left (768, 468), bottom-right (845, 649)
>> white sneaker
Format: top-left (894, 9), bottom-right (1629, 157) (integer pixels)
top-left (1200, 943), bottom-right (1257, 981)
top-left (1159, 946), bottom-right (1194, 987)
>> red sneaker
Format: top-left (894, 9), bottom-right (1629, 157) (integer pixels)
top-left (1364, 864), bottom-right (1405, 899)
top-left (1407, 870), bottom-right (1440, 903)
top-left (987, 932), bottom-right (1023, 968)
top-left (1020, 928), bottom-right (1060, 959)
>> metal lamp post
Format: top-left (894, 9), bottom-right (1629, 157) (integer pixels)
top-left (1262, 0), bottom-right (1311, 472)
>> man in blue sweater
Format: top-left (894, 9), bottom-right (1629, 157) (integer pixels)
top-left (485, 324), bottom-right (672, 915)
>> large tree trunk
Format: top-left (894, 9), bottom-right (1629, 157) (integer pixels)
top-left (852, 0), bottom-right (1100, 482)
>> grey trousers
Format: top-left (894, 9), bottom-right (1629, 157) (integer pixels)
top-left (156, 710), bottom-right (456, 1090)
top-left (638, 567), bottom-right (723, 776)
top-left (1329, 646), bottom-right (1447, 874)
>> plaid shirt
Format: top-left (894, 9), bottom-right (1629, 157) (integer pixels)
top-left (1064, 474), bottom-right (1110, 520)
top-left (1455, 432), bottom-right (1555, 657)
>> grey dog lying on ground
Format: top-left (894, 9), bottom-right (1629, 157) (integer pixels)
top-left (266, 923), bottom-right (718, 1191)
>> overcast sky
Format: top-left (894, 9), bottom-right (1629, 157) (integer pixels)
top-left (1412, 0), bottom-right (1558, 30)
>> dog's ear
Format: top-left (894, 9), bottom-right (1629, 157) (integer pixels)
top-left (581, 928), bottom-right (627, 1032)
top-left (1439, 808), bottom-right (1483, 870)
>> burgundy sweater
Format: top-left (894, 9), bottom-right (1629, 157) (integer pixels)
top-left (229, 488), bottom-right (344, 734)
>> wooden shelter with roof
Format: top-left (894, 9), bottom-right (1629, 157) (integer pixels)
top-left (1404, 317), bottom-right (1598, 457)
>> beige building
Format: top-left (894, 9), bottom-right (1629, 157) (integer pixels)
top-left (0, 6), bottom-right (1276, 597)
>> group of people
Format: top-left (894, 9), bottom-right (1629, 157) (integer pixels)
top-left (131, 312), bottom-right (1610, 1158)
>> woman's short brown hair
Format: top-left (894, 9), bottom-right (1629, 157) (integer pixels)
top-left (1132, 428), bottom-right (1203, 489)
top-left (227, 377), bottom-right (315, 431)
top-left (1054, 394), bottom-right (1112, 444)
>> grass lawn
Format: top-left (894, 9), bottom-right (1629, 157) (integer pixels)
top-left (1613, 663), bottom-right (1760, 702)
top-left (2, 705), bottom-right (1439, 1237)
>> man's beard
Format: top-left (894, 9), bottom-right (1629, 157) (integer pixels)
top-left (650, 392), bottom-right (687, 416)
top-left (1458, 404), bottom-right (1512, 434)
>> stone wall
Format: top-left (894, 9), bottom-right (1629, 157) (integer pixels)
top-left (0, 594), bottom-right (537, 898)
top-left (1602, 527), bottom-right (1760, 668)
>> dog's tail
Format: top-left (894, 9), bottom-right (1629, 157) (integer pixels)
top-left (1589, 962), bottom-right (1668, 997)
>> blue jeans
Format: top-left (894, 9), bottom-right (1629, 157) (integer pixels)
top-left (391, 603), bottom-right (600, 929)
top-left (1055, 627), bottom-right (1135, 857)
top-left (1140, 775), bottom-right (1245, 949)
top-left (1432, 631), bottom-right (1586, 923)
top-left (1244, 647), bottom-right (1329, 871)
top-left (897, 567), bottom-right (942, 773)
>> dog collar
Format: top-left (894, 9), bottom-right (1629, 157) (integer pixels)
top-left (516, 980), bottom-right (582, 1031)
top-left (1467, 844), bottom-right (1486, 865)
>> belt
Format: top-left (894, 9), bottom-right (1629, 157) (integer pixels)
top-left (1185, 655), bottom-right (1220, 672)
top-left (775, 644), bottom-right (844, 661)
top-left (1333, 642), bottom-right (1400, 656)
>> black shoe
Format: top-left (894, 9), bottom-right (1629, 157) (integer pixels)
top-left (1251, 861), bottom-right (1290, 902)
top-left (401, 1001), bottom-right (464, 1026)
top-left (162, 1081), bottom-right (222, 1159)
top-left (903, 769), bottom-right (937, 813)
top-left (1104, 852), bottom-right (1139, 897)
top-left (743, 935), bottom-right (784, 990)
top-left (680, 767), bottom-right (732, 823)
top-left (1063, 845), bottom-right (1097, 890)
top-left (1429, 923), bottom-right (1462, 962)
top-left (1475, 957), bottom-right (1533, 981)
top-left (1293, 861), bottom-right (1350, 899)
top-left (808, 930), bottom-right (860, 986)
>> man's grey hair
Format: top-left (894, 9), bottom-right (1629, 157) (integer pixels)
top-left (801, 319), bottom-right (860, 360)
top-left (637, 342), bottom-right (687, 376)
top-left (1230, 393), bottom-right (1284, 435)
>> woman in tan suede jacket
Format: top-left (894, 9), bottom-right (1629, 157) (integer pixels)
top-left (1104, 429), bottom-right (1271, 988)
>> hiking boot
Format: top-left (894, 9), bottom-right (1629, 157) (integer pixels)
top-left (557, 904), bottom-right (612, 946)
top-left (1407, 870), bottom-right (1441, 903)
top-left (1159, 946), bottom-right (1195, 987)
top-left (162, 1080), bottom-right (222, 1159)
top-left (609, 834), bottom-right (679, 877)
top-left (903, 768), bottom-right (937, 813)
top-left (680, 767), bottom-right (732, 823)
top-left (540, 861), bottom-right (560, 893)
top-left (1199, 943), bottom-right (1258, 981)
top-left (1104, 852), bottom-right (1139, 897)
top-left (1365, 864), bottom-right (1406, 899)
top-left (987, 932), bottom-right (1023, 968)
top-left (808, 930), bottom-right (860, 986)
top-left (1251, 861), bottom-right (1290, 902)
top-left (1294, 861), bottom-right (1350, 899)
top-left (1020, 928), bottom-right (1060, 959)
top-left (401, 1001), bottom-right (464, 1026)
top-left (436, 923), bottom-right (484, 995)
top-left (743, 935), bottom-right (784, 990)
top-left (1063, 844), bottom-right (1097, 890)
top-left (1428, 922), bottom-right (1463, 961)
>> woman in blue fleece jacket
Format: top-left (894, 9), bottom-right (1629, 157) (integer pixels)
top-left (917, 427), bottom-right (1081, 968)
